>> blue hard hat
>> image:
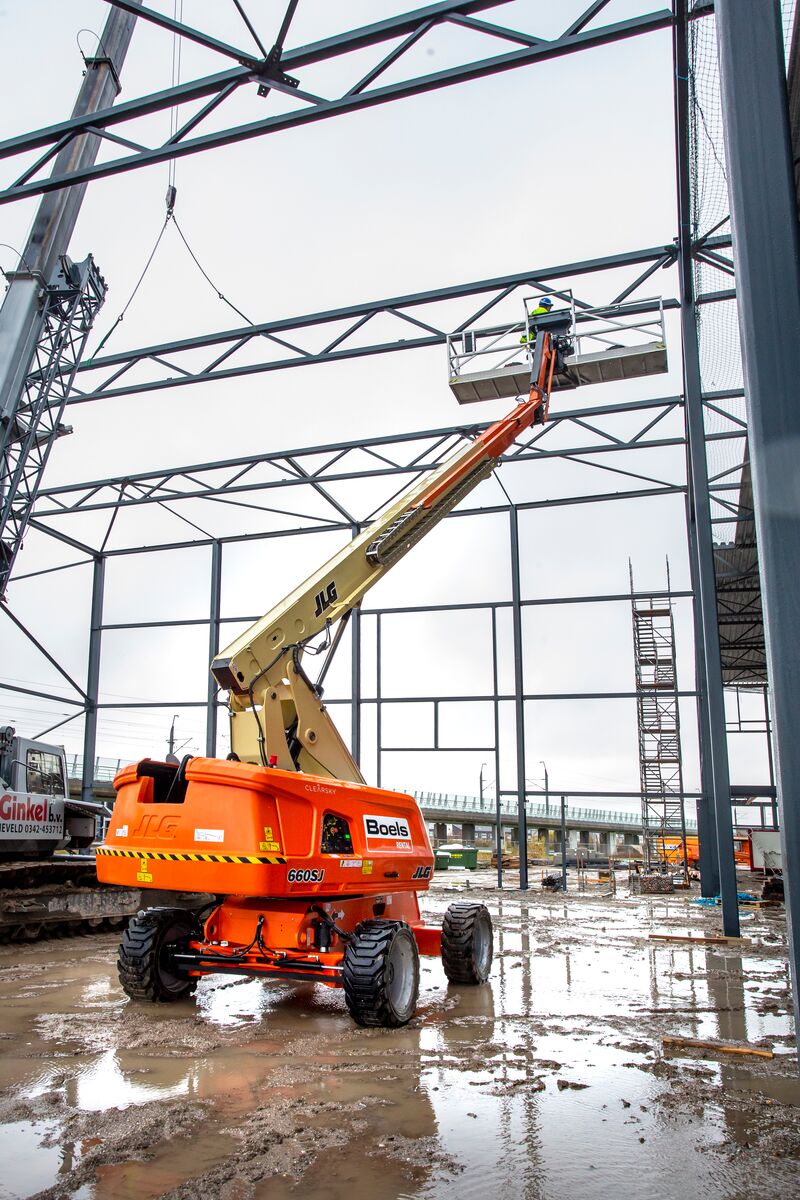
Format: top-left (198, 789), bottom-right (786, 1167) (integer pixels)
top-left (539, 297), bottom-right (554, 309)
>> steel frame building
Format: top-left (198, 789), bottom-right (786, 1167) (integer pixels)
top-left (1, 1), bottom-right (799, 1033)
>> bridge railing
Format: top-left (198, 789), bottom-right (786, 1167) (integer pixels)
top-left (66, 755), bottom-right (131, 783)
top-left (408, 789), bottom-right (698, 833)
top-left (64, 758), bottom-right (698, 835)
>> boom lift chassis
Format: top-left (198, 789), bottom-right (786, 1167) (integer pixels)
top-left (97, 310), bottom-right (650, 1026)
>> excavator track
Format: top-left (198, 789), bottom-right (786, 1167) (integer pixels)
top-left (0, 857), bottom-right (209, 944)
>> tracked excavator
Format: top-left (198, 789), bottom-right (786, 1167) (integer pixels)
top-left (97, 300), bottom-right (666, 1026)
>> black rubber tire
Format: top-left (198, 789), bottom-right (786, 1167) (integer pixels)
top-left (117, 907), bottom-right (199, 1002)
top-left (441, 902), bottom-right (493, 984)
top-left (343, 919), bottom-right (420, 1028)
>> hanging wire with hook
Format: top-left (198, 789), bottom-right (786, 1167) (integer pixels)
top-left (166, 0), bottom-right (184, 212)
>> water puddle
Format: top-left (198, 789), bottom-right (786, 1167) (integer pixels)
top-left (0, 1120), bottom-right (64, 1200)
top-left (0, 886), bottom-right (796, 1199)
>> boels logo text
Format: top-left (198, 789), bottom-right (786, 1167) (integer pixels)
top-left (363, 815), bottom-right (411, 840)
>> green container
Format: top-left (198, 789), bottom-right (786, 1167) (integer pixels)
top-left (440, 844), bottom-right (479, 870)
top-left (434, 850), bottom-right (451, 871)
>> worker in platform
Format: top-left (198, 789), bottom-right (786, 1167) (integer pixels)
top-left (520, 295), bottom-right (554, 344)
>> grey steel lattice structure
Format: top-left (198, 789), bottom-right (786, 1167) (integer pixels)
top-left (0, 2), bottom-right (794, 958)
top-left (630, 568), bottom-right (689, 875)
top-left (0, 1), bottom-right (140, 600)
top-left (0, 2), bottom-right (714, 209)
top-left (0, 255), bottom-right (107, 599)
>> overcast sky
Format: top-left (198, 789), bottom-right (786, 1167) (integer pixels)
top-left (0, 1), bottom-right (773, 811)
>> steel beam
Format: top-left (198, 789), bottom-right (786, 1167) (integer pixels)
top-left (66, 243), bottom-right (694, 403)
top-left (101, 590), bottom-right (693, 627)
top-left (509, 505), bottom-right (528, 890)
top-left (351, 604), bottom-right (362, 769)
top-left (0, 3), bottom-right (139, 430)
top-left (26, 485), bottom-right (689, 564)
top-left (32, 394), bottom-right (689, 520)
top-left (0, 2), bottom-right (518, 169)
top-left (0, 10), bottom-right (678, 206)
top-left (205, 540), bottom-right (222, 755)
top-left (674, 1), bottom-right (738, 928)
top-left (81, 555), bottom-right (105, 806)
top-left (715, 0), bottom-right (800, 1054)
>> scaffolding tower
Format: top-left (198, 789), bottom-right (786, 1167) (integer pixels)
top-left (630, 564), bottom-right (688, 878)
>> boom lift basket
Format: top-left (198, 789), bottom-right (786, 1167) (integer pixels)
top-left (447, 296), bottom-right (668, 404)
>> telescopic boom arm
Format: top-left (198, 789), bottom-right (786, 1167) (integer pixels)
top-left (211, 322), bottom-right (569, 780)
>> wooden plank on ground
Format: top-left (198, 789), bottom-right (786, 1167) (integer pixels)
top-left (649, 933), bottom-right (750, 945)
top-left (663, 1036), bottom-right (773, 1059)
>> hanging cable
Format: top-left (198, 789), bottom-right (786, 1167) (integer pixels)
top-left (76, 29), bottom-right (109, 68)
top-left (166, 0), bottom-right (184, 211)
top-left (86, 214), bottom-right (172, 360)
top-left (0, 243), bottom-right (39, 280)
top-left (171, 213), bottom-right (258, 327)
top-left (87, 201), bottom-right (262, 363)
top-left (78, 6), bottom-right (188, 360)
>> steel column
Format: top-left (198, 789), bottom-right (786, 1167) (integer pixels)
top-left (509, 506), bottom-right (528, 890)
top-left (492, 606), bottom-right (503, 889)
top-left (764, 685), bottom-right (777, 829)
top-left (715, 0), bottom-right (800, 1042)
top-left (684, 494), bottom-right (720, 896)
top-left (205, 540), bottom-right (222, 755)
top-left (350, 525), bottom-right (362, 768)
top-left (0, 2), bottom-right (140, 418)
top-left (674, 0), bottom-right (738, 930)
top-left (351, 607), bottom-right (362, 770)
top-left (81, 555), bottom-right (105, 806)
top-left (375, 613), bottom-right (382, 789)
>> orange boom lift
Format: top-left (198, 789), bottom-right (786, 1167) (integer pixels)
top-left (96, 315), bottom-right (572, 1026)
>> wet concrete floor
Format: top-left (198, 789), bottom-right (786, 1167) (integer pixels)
top-left (0, 873), bottom-right (799, 1200)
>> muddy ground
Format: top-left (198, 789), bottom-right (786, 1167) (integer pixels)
top-left (0, 872), bottom-right (798, 1200)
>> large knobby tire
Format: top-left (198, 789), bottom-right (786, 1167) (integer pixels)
top-left (117, 907), bottom-right (199, 1002)
top-left (343, 919), bottom-right (420, 1028)
top-left (441, 902), bottom-right (493, 984)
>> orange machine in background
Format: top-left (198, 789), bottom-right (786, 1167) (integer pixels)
top-left (658, 834), bottom-right (751, 871)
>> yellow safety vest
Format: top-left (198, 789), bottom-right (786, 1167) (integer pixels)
top-left (520, 307), bottom-right (551, 343)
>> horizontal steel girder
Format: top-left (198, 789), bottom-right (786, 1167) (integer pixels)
top-left (66, 240), bottom-right (731, 405)
top-left (0, 6), bottom-right (689, 206)
top-left (32, 393), bottom-right (691, 519)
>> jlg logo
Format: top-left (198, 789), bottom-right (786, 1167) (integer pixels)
top-left (412, 865), bottom-right (432, 880)
top-left (314, 580), bottom-right (338, 618)
top-left (132, 813), bottom-right (179, 838)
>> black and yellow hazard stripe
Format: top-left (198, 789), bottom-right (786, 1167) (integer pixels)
top-left (96, 846), bottom-right (286, 865)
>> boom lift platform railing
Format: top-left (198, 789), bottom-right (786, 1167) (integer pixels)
top-left (447, 296), bottom-right (667, 405)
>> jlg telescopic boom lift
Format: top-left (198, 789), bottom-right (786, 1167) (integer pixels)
top-left (96, 313), bottom-right (572, 1027)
